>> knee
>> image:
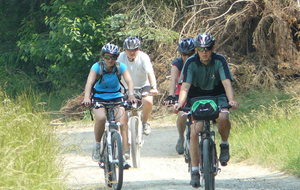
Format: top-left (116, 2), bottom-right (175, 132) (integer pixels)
top-left (94, 115), bottom-right (106, 124)
top-left (143, 97), bottom-right (153, 107)
top-left (218, 112), bottom-right (229, 123)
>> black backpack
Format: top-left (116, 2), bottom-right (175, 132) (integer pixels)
top-left (190, 98), bottom-right (219, 120)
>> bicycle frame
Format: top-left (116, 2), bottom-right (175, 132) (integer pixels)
top-left (94, 101), bottom-right (124, 190)
top-left (180, 107), bottom-right (219, 190)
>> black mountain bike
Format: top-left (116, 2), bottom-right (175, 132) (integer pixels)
top-left (94, 101), bottom-right (124, 190)
top-left (179, 106), bottom-right (220, 190)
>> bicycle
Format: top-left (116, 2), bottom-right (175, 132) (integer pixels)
top-left (179, 99), bottom-right (222, 190)
top-left (93, 101), bottom-right (125, 190)
top-left (125, 91), bottom-right (149, 168)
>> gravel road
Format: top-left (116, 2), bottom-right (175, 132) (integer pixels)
top-left (60, 124), bottom-right (300, 190)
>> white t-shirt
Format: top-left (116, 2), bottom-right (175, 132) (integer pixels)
top-left (117, 51), bottom-right (154, 88)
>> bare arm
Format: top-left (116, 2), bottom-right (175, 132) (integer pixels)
top-left (169, 66), bottom-right (179, 96)
top-left (147, 71), bottom-right (158, 95)
top-left (177, 82), bottom-right (191, 109)
top-left (221, 79), bottom-right (238, 109)
top-left (82, 69), bottom-right (97, 105)
top-left (122, 70), bottom-right (135, 101)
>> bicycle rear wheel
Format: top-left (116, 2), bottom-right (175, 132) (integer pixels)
top-left (129, 117), bottom-right (141, 168)
top-left (110, 131), bottom-right (124, 190)
top-left (202, 138), bottom-right (215, 190)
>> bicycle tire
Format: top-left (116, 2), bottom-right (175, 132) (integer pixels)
top-left (102, 133), bottom-right (112, 188)
top-left (110, 131), bottom-right (124, 190)
top-left (202, 138), bottom-right (215, 190)
top-left (129, 117), bottom-right (141, 168)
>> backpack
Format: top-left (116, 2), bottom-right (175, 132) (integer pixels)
top-left (97, 61), bottom-right (122, 82)
top-left (92, 61), bottom-right (125, 95)
top-left (191, 98), bottom-right (219, 120)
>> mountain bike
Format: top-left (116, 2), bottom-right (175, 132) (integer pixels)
top-left (179, 105), bottom-right (220, 190)
top-left (125, 91), bottom-right (148, 168)
top-left (93, 101), bottom-right (124, 190)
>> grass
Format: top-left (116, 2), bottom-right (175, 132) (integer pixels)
top-left (230, 90), bottom-right (300, 176)
top-left (0, 91), bottom-right (65, 189)
top-left (154, 90), bottom-right (300, 177)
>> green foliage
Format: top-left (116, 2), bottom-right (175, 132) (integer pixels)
top-left (0, 90), bottom-right (65, 189)
top-left (230, 91), bottom-right (300, 176)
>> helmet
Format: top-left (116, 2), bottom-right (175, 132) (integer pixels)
top-left (101, 43), bottom-right (119, 56)
top-left (194, 33), bottom-right (215, 48)
top-left (177, 38), bottom-right (195, 53)
top-left (123, 37), bottom-right (141, 50)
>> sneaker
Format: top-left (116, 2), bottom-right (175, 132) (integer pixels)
top-left (190, 170), bottom-right (201, 188)
top-left (123, 155), bottom-right (131, 169)
top-left (175, 138), bottom-right (184, 155)
top-left (92, 143), bottom-right (101, 162)
top-left (219, 143), bottom-right (230, 166)
top-left (143, 122), bottom-right (151, 135)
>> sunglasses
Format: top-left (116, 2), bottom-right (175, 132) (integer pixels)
top-left (103, 54), bottom-right (118, 60)
top-left (196, 46), bottom-right (213, 52)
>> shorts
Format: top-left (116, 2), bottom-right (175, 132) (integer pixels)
top-left (124, 86), bottom-right (151, 100)
top-left (92, 97), bottom-right (124, 103)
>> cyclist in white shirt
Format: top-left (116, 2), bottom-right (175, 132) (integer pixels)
top-left (117, 37), bottom-right (158, 135)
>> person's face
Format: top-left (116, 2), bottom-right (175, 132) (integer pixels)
top-left (125, 48), bottom-right (139, 61)
top-left (181, 51), bottom-right (195, 62)
top-left (102, 53), bottom-right (117, 67)
top-left (196, 46), bottom-right (214, 63)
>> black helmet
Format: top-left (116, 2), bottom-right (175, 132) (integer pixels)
top-left (123, 37), bottom-right (141, 50)
top-left (194, 33), bottom-right (215, 48)
top-left (177, 38), bottom-right (195, 53)
top-left (101, 43), bottom-right (119, 56)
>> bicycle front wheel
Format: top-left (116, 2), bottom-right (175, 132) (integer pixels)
top-left (202, 138), bottom-right (215, 190)
top-left (102, 133), bottom-right (112, 188)
top-left (129, 117), bottom-right (141, 168)
top-left (110, 131), bottom-right (124, 190)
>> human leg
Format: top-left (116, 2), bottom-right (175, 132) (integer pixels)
top-left (92, 108), bottom-right (106, 161)
top-left (189, 121), bottom-right (203, 188)
top-left (141, 95), bottom-right (153, 135)
top-left (217, 110), bottom-right (231, 165)
top-left (116, 106), bottom-right (129, 155)
top-left (175, 112), bottom-right (187, 154)
top-left (116, 106), bottom-right (131, 169)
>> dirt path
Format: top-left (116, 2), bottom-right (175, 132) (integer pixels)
top-left (60, 124), bottom-right (300, 190)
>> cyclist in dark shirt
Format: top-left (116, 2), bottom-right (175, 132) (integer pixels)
top-left (174, 33), bottom-right (238, 188)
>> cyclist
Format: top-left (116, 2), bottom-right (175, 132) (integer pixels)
top-left (117, 36), bottom-right (158, 136)
top-left (164, 38), bottom-right (195, 155)
top-left (82, 43), bottom-right (136, 169)
top-left (174, 33), bottom-right (238, 188)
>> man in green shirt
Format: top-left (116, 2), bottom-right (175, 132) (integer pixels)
top-left (175, 33), bottom-right (239, 188)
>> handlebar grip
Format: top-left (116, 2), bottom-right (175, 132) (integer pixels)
top-left (178, 107), bottom-right (190, 112)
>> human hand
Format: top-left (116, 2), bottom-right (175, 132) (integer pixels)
top-left (82, 97), bottom-right (92, 106)
top-left (128, 95), bottom-right (137, 103)
top-left (228, 100), bottom-right (239, 110)
top-left (163, 95), bottom-right (176, 105)
top-left (149, 88), bottom-right (159, 96)
top-left (173, 103), bottom-right (182, 114)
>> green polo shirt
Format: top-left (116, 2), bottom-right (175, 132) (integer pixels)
top-left (181, 53), bottom-right (233, 98)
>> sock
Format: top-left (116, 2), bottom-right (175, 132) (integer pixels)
top-left (192, 167), bottom-right (199, 172)
top-left (221, 141), bottom-right (228, 145)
